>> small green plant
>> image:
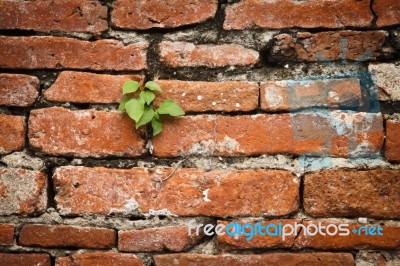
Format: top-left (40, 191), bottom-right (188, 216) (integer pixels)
top-left (118, 80), bottom-right (185, 136)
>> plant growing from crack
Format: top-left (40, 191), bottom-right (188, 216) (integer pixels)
top-left (118, 80), bottom-right (185, 136)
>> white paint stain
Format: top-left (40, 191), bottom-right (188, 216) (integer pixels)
top-left (203, 188), bottom-right (211, 202)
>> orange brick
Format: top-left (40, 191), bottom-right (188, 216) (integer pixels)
top-left (53, 166), bottom-right (299, 217)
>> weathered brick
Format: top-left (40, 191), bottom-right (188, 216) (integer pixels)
top-left (56, 253), bottom-right (143, 266)
top-left (217, 220), bottom-right (297, 250)
top-left (0, 36), bottom-right (148, 71)
top-left (44, 72), bottom-right (144, 103)
top-left (270, 31), bottom-right (394, 62)
top-left (261, 79), bottom-right (361, 111)
top-left (159, 41), bottom-right (259, 68)
top-left (294, 221), bottom-right (400, 250)
top-left (19, 224), bottom-right (115, 249)
top-left (0, 224), bottom-right (15, 245)
top-left (0, 74), bottom-right (39, 107)
top-left (0, 253), bottom-right (50, 266)
top-left (304, 170), bottom-right (400, 218)
top-left (53, 166), bottom-right (299, 217)
top-left (112, 0), bottom-right (217, 30)
top-left (0, 114), bottom-right (25, 154)
top-left (373, 0), bottom-right (400, 27)
top-left (224, 0), bottom-right (372, 30)
top-left (119, 226), bottom-right (202, 252)
top-left (0, 0), bottom-right (107, 33)
top-left (154, 80), bottom-right (259, 112)
top-left (29, 107), bottom-right (146, 158)
top-left (154, 253), bottom-right (354, 266)
top-left (152, 112), bottom-right (383, 158)
top-left (0, 168), bottom-right (47, 215)
top-left (385, 120), bottom-right (400, 162)
top-left (369, 63), bottom-right (400, 101)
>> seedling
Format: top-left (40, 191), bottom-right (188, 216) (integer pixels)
top-left (118, 80), bottom-right (185, 136)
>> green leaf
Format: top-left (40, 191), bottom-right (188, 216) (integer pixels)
top-left (122, 80), bottom-right (140, 95)
top-left (151, 118), bottom-right (163, 136)
top-left (144, 81), bottom-right (162, 92)
top-left (136, 106), bottom-right (154, 129)
top-left (157, 99), bottom-right (185, 116)
top-left (140, 91), bottom-right (156, 105)
top-left (125, 98), bottom-right (144, 123)
top-left (118, 98), bottom-right (130, 112)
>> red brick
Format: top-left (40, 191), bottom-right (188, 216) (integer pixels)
top-left (270, 31), bottom-right (394, 62)
top-left (56, 253), bottom-right (143, 266)
top-left (159, 41), bottom-right (259, 68)
top-left (154, 80), bottom-right (258, 112)
top-left (119, 226), bottom-right (202, 252)
top-left (152, 112), bottom-right (383, 158)
top-left (0, 74), bottom-right (39, 107)
top-left (0, 0), bottom-right (107, 33)
top-left (0, 168), bottom-right (47, 215)
top-left (0, 36), bottom-right (148, 71)
top-left (224, 0), bottom-right (372, 30)
top-left (261, 79), bottom-right (361, 111)
top-left (217, 220), bottom-right (297, 250)
top-left (0, 114), bottom-right (25, 154)
top-left (294, 221), bottom-right (400, 250)
top-left (0, 224), bottom-right (14, 245)
top-left (44, 72), bottom-right (145, 104)
top-left (53, 166), bottom-right (299, 217)
top-left (374, 0), bottom-right (400, 27)
top-left (112, 0), bottom-right (217, 30)
top-left (385, 120), bottom-right (400, 162)
top-left (304, 169), bottom-right (400, 219)
top-left (154, 253), bottom-right (354, 266)
top-left (19, 224), bottom-right (115, 249)
top-left (29, 107), bottom-right (146, 158)
top-left (0, 253), bottom-right (50, 266)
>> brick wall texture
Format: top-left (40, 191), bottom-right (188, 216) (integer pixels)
top-left (0, 0), bottom-right (400, 265)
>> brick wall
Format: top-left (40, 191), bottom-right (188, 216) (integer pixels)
top-left (0, 0), bottom-right (400, 265)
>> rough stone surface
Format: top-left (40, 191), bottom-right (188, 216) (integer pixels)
top-left (0, 224), bottom-right (15, 245)
top-left (29, 107), bottom-right (146, 158)
top-left (224, 0), bottom-right (372, 30)
top-left (118, 226), bottom-right (202, 252)
top-left (261, 78), bottom-right (362, 111)
top-left (270, 31), bottom-right (394, 62)
top-left (0, 253), bottom-right (50, 266)
top-left (355, 251), bottom-right (400, 266)
top-left (56, 253), bottom-right (143, 266)
top-left (159, 41), bottom-right (259, 68)
top-left (0, 74), bottom-right (39, 107)
top-left (0, 114), bottom-right (25, 155)
top-left (0, 0), bottom-right (107, 33)
top-left (0, 36), bottom-right (148, 71)
top-left (53, 166), bottom-right (299, 217)
top-left (0, 168), bottom-right (46, 215)
top-left (154, 253), bottom-right (354, 266)
top-left (152, 112), bottom-right (383, 158)
top-left (154, 80), bottom-right (259, 112)
top-left (112, 0), bottom-right (218, 30)
top-left (304, 169), bottom-right (400, 218)
top-left (385, 120), bottom-right (400, 162)
top-left (368, 63), bottom-right (400, 101)
top-left (19, 224), bottom-right (116, 249)
top-left (0, 151), bottom-right (44, 170)
top-left (217, 220), bottom-right (297, 250)
top-left (373, 0), bottom-right (400, 27)
top-left (44, 71), bottom-right (145, 103)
